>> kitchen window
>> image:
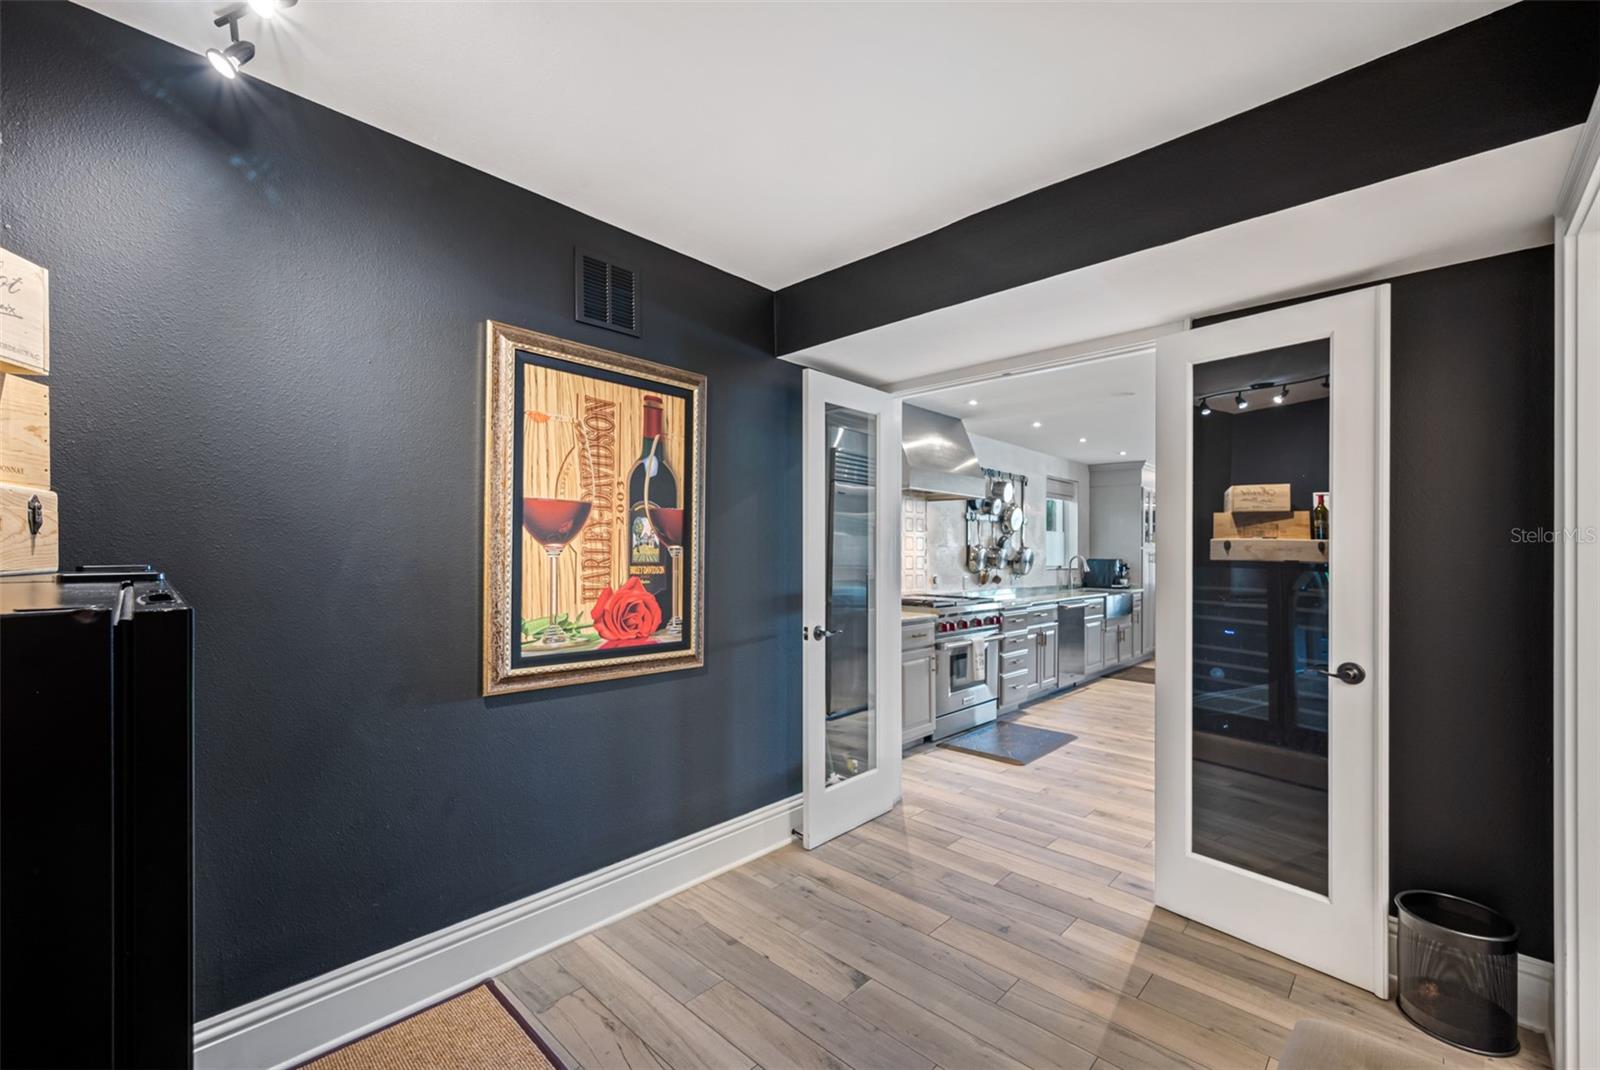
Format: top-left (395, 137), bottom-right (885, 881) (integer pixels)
top-left (1044, 477), bottom-right (1078, 569)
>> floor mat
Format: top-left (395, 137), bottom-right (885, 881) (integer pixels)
top-left (299, 983), bottom-right (565, 1070)
top-left (939, 720), bottom-right (1077, 765)
top-left (1108, 664), bottom-right (1156, 685)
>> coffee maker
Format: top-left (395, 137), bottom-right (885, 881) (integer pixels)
top-left (1084, 557), bottom-right (1130, 588)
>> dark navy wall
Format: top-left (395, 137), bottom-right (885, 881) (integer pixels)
top-left (1198, 249), bottom-right (1556, 959)
top-left (1, 2), bottom-right (800, 1016)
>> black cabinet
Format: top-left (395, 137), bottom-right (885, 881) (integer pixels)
top-left (1, 570), bottom-right (194, 1070)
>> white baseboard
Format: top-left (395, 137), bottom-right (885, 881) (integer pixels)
top-left (194, 794), bottom-right (803, 1070)
top-left (1386, 916), bottom-right (1552, 1034)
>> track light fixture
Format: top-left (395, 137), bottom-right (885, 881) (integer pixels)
top-left (206, 0), bottom-right (295, 80)
top-left (247, 0), bottom-right (297, 18)
top-left (1194, 372), bottom-right (1327, 413)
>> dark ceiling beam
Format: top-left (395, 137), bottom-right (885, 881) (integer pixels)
top-left (774, 1), bottom-right (1599, 356)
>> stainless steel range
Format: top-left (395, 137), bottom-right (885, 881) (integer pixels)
top-left (904, 595), bottom-right (1002, 739)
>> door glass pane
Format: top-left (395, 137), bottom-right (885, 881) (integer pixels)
top-left (825, 404), bottom-right (876, 786)
top-left (1191, 341), bottom-right (1331, 894)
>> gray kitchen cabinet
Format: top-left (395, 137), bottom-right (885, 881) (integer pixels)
top-left (902, 618), bottom-right (937, 745)
top-left (1084, 615), bottom-right (1105, 675)
top-left (999, 613), bottom-right (1034, 711)
top-left (901, 650), bottom-right (935, 744)
top-left (1132, 593), bottom-right (1146, 659)
top-left (1035, 622), bottom-right (1059, 691)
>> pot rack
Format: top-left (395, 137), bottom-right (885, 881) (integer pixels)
top-left (963, 468), bottom-right (1035, 583)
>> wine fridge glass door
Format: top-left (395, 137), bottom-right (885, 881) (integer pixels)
top-left (801, 369), bottom-right (902, 849)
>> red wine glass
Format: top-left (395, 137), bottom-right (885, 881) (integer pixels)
top-left (525, 411), bottom-right (594, 647)
top-left (647, 504), bottom-right (685, 639)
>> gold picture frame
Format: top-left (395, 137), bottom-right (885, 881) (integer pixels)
top-left (483, 322), bottom-right (706, 695)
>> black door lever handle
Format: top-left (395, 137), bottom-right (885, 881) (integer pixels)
top-left (1312, 662), bottom-right (1366, 685)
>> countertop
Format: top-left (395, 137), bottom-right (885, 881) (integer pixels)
top-left (990, 586), bottom-right (1143, 609)
top-left (900, 586), bottom-right (1143, 621)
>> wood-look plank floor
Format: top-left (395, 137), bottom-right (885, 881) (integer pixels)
top-left (495, 670), bottom-right (1550, 1070)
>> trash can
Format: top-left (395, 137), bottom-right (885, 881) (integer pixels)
top-left (1394, 890), bottom-right (1519, 1057)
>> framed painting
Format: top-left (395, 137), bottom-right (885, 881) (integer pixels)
top-left (483, 322), bottom-right (705, 695)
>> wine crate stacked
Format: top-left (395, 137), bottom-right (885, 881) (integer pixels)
top-left (0, 247), bottom-right (58, 574)
top-left (1209, 483), bottom-right (1326, 562)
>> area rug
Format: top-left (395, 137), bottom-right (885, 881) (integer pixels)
top-left (939, 720), bottom-right (1076, 765)
top-left (1108, 664), bottom-right (1156, 685)
top-left (299, 983), bottom-right (565, 1070)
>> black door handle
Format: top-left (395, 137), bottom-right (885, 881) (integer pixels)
top-left (1312, 662), bottom-right (1366, 685)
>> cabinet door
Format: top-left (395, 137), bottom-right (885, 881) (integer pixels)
top-left (901, 653), bottom-right (935, 744)
top-left (1084, 620), bottom-right (1104, 673)
top-left (1037, 625), bottom-right (1058, 689)
top-left (1132, 610), bottom-right (1144, 657)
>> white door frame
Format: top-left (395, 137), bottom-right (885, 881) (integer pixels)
top-left (1552, 89), bottom-right (1600, 1070)
top-left (1153, 287), bottom-right (1391, 998)
top-left (801, 369), bottom-right (903, 849)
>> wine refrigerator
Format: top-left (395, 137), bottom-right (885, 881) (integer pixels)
top-left (0, 566), bottom-right (194, 1070)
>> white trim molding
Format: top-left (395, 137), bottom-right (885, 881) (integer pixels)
top-left (194, 795), bottom-right (803, 1070)
top-left (1386, 917), bottom-right (1552, 1035)
top-left (1553, 87), bottom-right (1600, 1070)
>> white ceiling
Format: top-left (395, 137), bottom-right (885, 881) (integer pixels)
top-left (81, 1), bottom-right (1505, 288)
top-left (790, 128), bottom-right (1576, 388)
top-left (913, 351), bottom-right (1157, 466)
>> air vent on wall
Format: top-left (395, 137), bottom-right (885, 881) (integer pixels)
top-left (574, 250), bottom-right (640, 336)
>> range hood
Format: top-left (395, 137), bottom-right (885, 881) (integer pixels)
top-left (902, 404), bottom-right (986, 501)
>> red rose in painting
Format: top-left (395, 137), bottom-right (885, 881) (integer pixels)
top-left (591, 577), bottom-right (662, 644)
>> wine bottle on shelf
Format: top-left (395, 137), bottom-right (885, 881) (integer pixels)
top-left (626, 395), bottom-right (678, 623)
top-left (1311, 493), bottom-right (1330, 540)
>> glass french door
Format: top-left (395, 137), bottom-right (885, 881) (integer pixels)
top-left (801, 369), bottom-right (902, 849)
top-left (1154, 286), bottom-right (1389, 995)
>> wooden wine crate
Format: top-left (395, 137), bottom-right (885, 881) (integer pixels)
top-left (1213, 509), bottom-right (1309, 539)
top-left (0, 375), bottom-right (50, 489)
top-left (1209, 537), bottom-right (1326, 563)
top-left (0, 482), bottom-right (57, 574)
top-left (1222, 483), bottom-right (1291, 513)
top-left (0, 246), bottom-right (49, 377)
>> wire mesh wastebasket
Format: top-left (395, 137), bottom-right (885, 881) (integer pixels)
top-left (1395, 890), bottom-right (1519, 1057)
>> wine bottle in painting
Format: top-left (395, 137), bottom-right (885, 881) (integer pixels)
top-left (627, 395), bottom-right (677, 623)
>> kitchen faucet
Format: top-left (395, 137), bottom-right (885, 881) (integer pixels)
top-left (1065, 554), bottom-right (1087, 590)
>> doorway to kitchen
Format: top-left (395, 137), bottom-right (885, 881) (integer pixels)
top-left (796, 285), bottom-right (1392, 995)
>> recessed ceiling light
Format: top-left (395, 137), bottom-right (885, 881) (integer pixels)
top-left (1032, 421), bottom-right (1041, 428)
top-left (1119, 450), bottom-right (1127, 456)
top-left (967, 399), bottom-right (978, 407)
top-left (1078, 436), bottom-right (1088, 444)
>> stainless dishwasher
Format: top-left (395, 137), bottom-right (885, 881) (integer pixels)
top-left (1057, 600), bottom-right (1087, 685)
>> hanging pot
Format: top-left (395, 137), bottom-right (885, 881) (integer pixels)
top-left (992, 479), bottom-right (1016, 505)
top-left (995, 534), bottom-right (1015, 562)
top-left (1014, 547), bottom-right (1038, 575)
top-left (964, 544), bottom-right (983, 572)
top-left (1000, 504), bottom-right (1024, 534)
